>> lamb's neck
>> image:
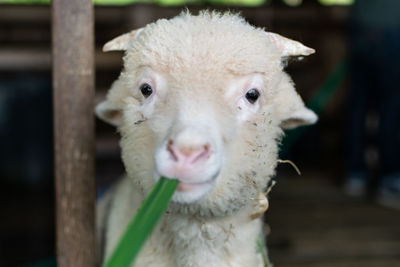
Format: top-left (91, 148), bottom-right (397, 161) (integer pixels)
top-left (156, 205), bottom-right (262, 266)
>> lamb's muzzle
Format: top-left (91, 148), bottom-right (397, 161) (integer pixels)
top-left (155, 123), bottom-right (222, 202)
top-left (167, 140), bottom-right (211, 165)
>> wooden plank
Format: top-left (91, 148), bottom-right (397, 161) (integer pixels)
top-left (52, 0), bottom-right (96, 266)
top-left (266, 175), bottom-right (400, 266)
top-left (0, 48), bottom-right (122, 71)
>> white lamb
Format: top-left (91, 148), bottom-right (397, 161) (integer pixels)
top-left (96, 11), bottom-right (317, 267)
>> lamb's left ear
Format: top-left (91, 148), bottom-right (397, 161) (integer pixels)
top-left (103, 28), bottom-right (143, 52)
top-left (265, 32), bottom-right (315, 57)
top-left (275, 74), bottom-right (318, 130)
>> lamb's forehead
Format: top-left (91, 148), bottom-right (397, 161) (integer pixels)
top-left (124, 12), bottom-right (282, 77)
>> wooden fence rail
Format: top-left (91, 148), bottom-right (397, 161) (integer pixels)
top-left (52, 0), bottom-right (96, 266)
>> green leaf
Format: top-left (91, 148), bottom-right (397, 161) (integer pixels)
top-left (103, 177), bottom-right (178, 267)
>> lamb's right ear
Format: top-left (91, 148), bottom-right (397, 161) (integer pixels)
top-left (103, 28), bottom-right (143, 52)
top-left (95, 80), bottom-right (127, 127)
top-left (95, 100), bottom-right (123, 127)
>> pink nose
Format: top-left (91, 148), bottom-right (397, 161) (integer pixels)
top-left (167, 140), bottom-right (211, 165)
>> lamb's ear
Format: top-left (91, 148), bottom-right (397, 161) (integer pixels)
top-left (265, 32), bottom-right (315, 57)
top-left (103, 28), bottom-right (143, 52)
top-left (275, 74), bottom-right (318, 130)
top-left (280, 106), bottom-right (318, 130)
top-left (95, 80), bottom-right (127, 127)
top-left (95, 100), bottom-right (123, 127)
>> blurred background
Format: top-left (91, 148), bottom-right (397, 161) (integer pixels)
top-left (0, 0), bottom-right (399, 266)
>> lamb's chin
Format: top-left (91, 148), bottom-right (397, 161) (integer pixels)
top-left (171, 181), bottom-right (215, 204)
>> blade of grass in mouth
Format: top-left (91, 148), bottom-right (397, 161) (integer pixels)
top-left (103, 177), bottom-right (179, 267)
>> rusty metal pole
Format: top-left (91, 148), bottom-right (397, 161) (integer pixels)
top-left (52, 0), bottom-right (96, 266)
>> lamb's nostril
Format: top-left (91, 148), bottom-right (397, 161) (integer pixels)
top-left (167, 141), bottom-right (211, 164)
top-left (167, 140), bottom-right (178, 162)
top-left (187, 144), bottom-right (210, 164)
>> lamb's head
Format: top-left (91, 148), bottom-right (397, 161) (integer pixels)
top-left (96, 11), bottom-right (317, 216)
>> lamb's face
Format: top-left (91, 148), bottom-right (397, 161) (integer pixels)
top-left (128, 66), bottom-right (273, 203)
top-left (96, 11), bottom-right (317, 214)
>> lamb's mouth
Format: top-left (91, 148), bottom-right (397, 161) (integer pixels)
top-left (176, 170), bottom-right (220, 192)
top-left (177, 179), bottom-right (214, 192)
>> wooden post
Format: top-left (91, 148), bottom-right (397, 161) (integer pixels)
top-left (52, 0), bottom-right (96, 266)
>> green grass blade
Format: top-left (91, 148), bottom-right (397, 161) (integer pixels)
top-left (103, 177), bottom-right (178, 267)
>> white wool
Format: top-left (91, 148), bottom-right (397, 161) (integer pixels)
top-left (96, 10), bottom-right (317, 267)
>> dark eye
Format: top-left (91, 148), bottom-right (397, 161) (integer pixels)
top-left (245, 88), bottom-right (260, 104)
top-left (140, 83), bottom-right (153, 98)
